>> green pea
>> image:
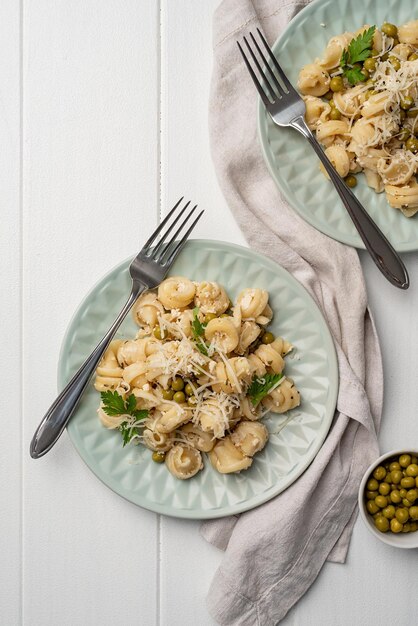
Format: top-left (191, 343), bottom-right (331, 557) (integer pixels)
top-left (371, 48), bottom-right (379, 57)
top-left (411, 455), bottom-right (418, 464)
top-left (385, 472), bottom-right (393, 483)
top-left (171, 377), bottom-right (184, 391)
top-left (261, 332), bottom-right (275, 344)
top-left (399, 488), bottom-right (408, 498)
top-left (379, 482), bottom-right (390, 496)
top-left (162, 388), bottom-right (174, 401)
top-left (405, 137), bottom-right (418, 153)
top-left (329, 98), bottom-right (337, 108)
top-left (382, 505), bottom-right (395, 519)
top-left (388, 56), bottom-right (401, 71)
top-left (187, 396), bottom-right (198, 407)
top-left (401, 476), bottom-right (415, 489)
top-left (367, 478), bottom-right (379, 491)
top-left (390, 461), bottom-right (401, 471)
top-left (408, 52), bottom-right (418, 61)
top-left (373, 466), bottom-right (387, 480)
top-left (407, 108), bottom-right (418, 118)
top-left (375, 516), bottom-right (389, 532)
top-left (330, 76), bottom-right (344, 92)
top-left (204, 312), bottom-right (217, 324)
top-left (406, 489), bottom-right (418, 502)
top-left (402, 523), bottom-right (412, 533)
top-left (329, 108), bottom-right (341, 120)
top-left (400, 109), bottom-right (407, 121)
top-left (390, 490), bottom-right (401, 504)
top-left (409, 506), bottom-right (418, 520)
top-left (173, 391), bottom-right (186, 403)
top-left (403, 498), bottom-right (413, 508)
top-left (381, 52), bottom-right (389, 62)
top-left (323, 90), bottom-right (334, 100)
top-left (184, 383), bottom-right (194, 396)
top-left (401, 95), bottom-right (414, 110)
top-left (360, 68), bottom-right (369, 80)
top-left (152, 451), bottom-right (166, 463)
top-left (390, 518), bottom-right (403, 533)
top-left (364, 57), bottom-right (377, 72)
top-left (366, 500), bottom-right (380, 515)
top-left (375, 495), bottom-right (388, 508)
top-left (345, 174), bottom-right (357, 188)
top-left (406, 463), bottom-right (418, 477)
top-left (381, 23), bottom-right (398, 39)
top-left (153, 326), bottom-right (163, 340)
top-left (398, 128), bottom-right (410, 142)
top-left (395, 508), bottom-right (409, 524)
top-left (411, 521), bottom-right (418, 531)
top-left (391, 470), bottom-right (403, 484)
top-left (366, 490), bottom-right (378, 500)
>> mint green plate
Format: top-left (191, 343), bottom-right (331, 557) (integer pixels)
top-left (258, 0), bottom-right (418, 251)
top-left (59, 240), bottom-right (338, 519)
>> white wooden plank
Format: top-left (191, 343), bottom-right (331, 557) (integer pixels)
top-left (159, 0), bottom-right (246, 245)
top-left (0, 2), bottom-right (21, 624)
top-left (22, 1), bottom-right (160, 624)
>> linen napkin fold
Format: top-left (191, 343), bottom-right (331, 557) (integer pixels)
top-left (201, 1), bottom-right (384, 624)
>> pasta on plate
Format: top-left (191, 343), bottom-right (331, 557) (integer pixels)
top-left (94, 277), bottom-right (300, 480)
top-left (298, 20), bottom-right (418, 217)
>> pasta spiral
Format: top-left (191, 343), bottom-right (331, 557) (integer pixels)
top-left (94, 340), bottom-right (124, 391)
top-left (158, 276), bottom-right (195, 309)
top-left (194, 281), bottom-right (229, 314)
top-left (230, 421), bottom-right (268, 457)
top-left (262, 378), bottom-right (301, 414)
top-left (209, 437), bottom-right (253, 474)
top-left (165, 445), bottom-right (203, 479)
top-left (204, 317), bottom-right (239, 353)
top-left (236, 288), bottom-right (269, 320)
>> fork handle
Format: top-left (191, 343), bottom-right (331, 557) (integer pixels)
top-left (290, 116), bottom-right (409, 290)
top-left (30, 287), bottom-right (144, 459)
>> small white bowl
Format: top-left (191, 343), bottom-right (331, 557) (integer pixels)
top-left (358, 448), bottom-right (418, 549)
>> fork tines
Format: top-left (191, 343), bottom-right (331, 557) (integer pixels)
top-left (143, 197), bottom-right (204, 266)
top-left (237, 28), bottom-right (295, 105)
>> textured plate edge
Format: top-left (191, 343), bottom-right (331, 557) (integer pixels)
top-left (256, 0), bottom-right (418, 253)
top-left (58, 239), bottom-right (339, 519)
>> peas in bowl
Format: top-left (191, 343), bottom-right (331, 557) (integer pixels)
top-left (359, 449), bottom-right (418, 549)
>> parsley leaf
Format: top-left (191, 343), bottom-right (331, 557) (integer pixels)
top-left (101, 390), bottom-right (148, 420)
top-left (347, 26), bottom-right (376, 64)
top-left (100, 390), bottom-right (127, 416)
top-left (339, 26), bottom-right (375, 85)
top-left (191, 307), bottom-right (209, 355)
top-left (345, 66), bottom-right (367, 86)
top-left (248, 373), bottom-right (283, 407)
top-left (100, 389), bottom-right (148, 440)
top-left (191, 307), bottom-right (206, 338)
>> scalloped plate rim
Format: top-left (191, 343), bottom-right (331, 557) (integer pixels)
top-left (58, 239), bottom-right (338, 519)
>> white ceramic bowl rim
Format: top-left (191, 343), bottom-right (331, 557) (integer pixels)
top-left (358, 448), bottom-right (418, 549)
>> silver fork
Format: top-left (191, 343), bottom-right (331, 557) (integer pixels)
top-left (30, 198), bottom-right (204, 459)
top-left (238, 28), bottom-right (409, 290)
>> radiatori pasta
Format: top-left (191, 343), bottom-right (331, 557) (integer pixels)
top-left (298, 21), bottom-right (418, 217)
top-left (94, 278), bottom-right (300, 480)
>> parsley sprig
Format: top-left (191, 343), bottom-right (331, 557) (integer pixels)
top-left (340, 26), bottom-right (376, 85)
top-left (191, 307), bottom-right (209, 355)
top-left (248, 373), bottom-right (283, 407)
top-left (100, 390), bottom-right (149, 447)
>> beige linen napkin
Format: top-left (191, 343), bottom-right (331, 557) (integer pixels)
top-left (200, 1), bottom-right (384, 624)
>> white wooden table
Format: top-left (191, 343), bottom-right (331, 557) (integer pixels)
top-left (2, 1), bottom-right (417, 624)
